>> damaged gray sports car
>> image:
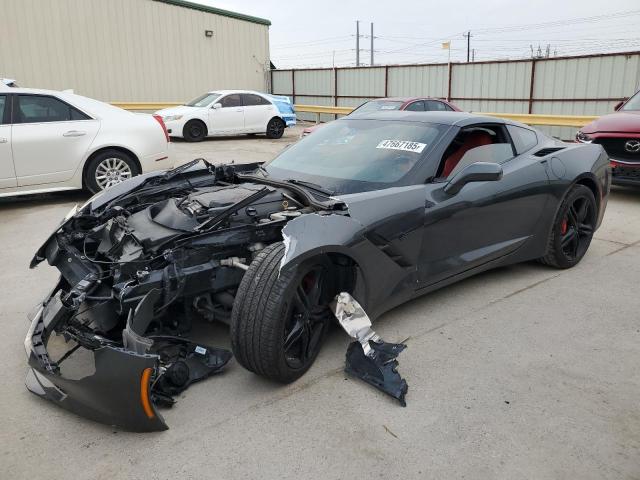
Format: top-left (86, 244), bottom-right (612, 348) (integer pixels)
top-left (25, 112), bottom-right (610, 431)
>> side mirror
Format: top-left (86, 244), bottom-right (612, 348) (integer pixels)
top-left (444, 162), bottom-right (503, 195)
top-left (212, 103), bottom-right (221, 110)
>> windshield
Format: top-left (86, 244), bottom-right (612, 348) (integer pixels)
top-left (621, 91), bottom-right (640, 111)
top-left (185, 93), bottom-right (221, 107)
top-left (351, 100), bottom-right (404, 115)
top-left (264, 119), bottom-right (445, 194)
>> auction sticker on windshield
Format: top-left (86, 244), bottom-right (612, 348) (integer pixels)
top-left (376, 140), bottom-right (427, 153)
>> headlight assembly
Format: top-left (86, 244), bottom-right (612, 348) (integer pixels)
top-left (576, 131), bottom-right (593, 143)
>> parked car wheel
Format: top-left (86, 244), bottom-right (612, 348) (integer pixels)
top-left (85, 149), bottom-right (140, 193)
top-left (540, 184), bottom-right (597, 268)
top-left (266, 117), bottom-right (285, 139)
top-left (230, 243), bottom-right (333, 383)
top-left (183, 119), bottom-right (207, 142)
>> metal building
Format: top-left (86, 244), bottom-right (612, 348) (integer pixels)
top-left (272, 51), bottom-right (640, 139)
top-left (0, 0), bottom-right (271, 102)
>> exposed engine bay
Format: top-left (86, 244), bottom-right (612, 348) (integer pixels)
top-left (25, 161), bottom-right (351, 431)
top-left (25, 160), bottom-right (415, 431)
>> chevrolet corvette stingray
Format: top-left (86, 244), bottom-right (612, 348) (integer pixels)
top-left (25, 111), bottom-right (610, 431)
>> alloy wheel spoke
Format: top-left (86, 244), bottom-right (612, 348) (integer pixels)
top-left (578, 223), bottom-right (593, 237)
top-left (295, 285), bottom-right (311, 311)
top-left (567, 205), bottom-right (579, 227)
top-left (561, 229), bottom-right (578, 248)
top-left (298, 324), bottom-right (311, 361)
top-left (576, 199), bottom-right (588, 223)
top-left (306, 271), bottom-right (324, 307)
top-left (284, 317), bottom-right (305, 351)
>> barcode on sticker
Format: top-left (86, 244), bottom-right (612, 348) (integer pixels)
top-left (376, 140), bottom-right (427, 153)
top-left (194, 346), bottom-right (207, 355)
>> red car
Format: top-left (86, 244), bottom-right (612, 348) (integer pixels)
top-left (577, 90), bottom-right (640, 186)
top-left (301, 97), bottom-right (461, 136)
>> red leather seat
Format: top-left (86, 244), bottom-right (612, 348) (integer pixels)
top-left (441, 131), bottom-right (493, 177)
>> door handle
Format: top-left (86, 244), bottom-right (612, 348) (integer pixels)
top-left (63, 130), bottom-right (86, 137)
top-left (0, 138), bottom-right (7, 143)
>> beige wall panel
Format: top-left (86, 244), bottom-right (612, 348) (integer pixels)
top-left (0, 0), bottom-right (270, 102)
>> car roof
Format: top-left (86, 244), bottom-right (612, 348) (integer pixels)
top-left (4, 87), bottom-right (63, 95)
top-left (339, 110), bottom-right (509, 127)
top-left (5, 87), bottom-right (132, 118)
top-left (369, 97), bottom-right (446, 103)
top-left (207, 89), bottom-right (270, 96)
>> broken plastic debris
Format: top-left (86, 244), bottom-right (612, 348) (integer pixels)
top-left (150, 336), bottom-right (232, 407)
top-left (331, 292), bottom-right (408, 406)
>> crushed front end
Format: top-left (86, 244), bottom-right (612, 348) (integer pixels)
top-left (25, 161), bottom-right (329, 431)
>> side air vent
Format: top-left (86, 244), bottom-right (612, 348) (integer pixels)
top-left (533, 147), bottom-right (566, 157)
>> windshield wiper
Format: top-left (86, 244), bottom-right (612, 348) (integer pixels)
top-left (285, 179), bottom-right (334, 196)
top-left (104, 159), bottom-right (213, 210)
top-left (257, 164), bottom-right (270, 177)
top-left (162, 158), bottom-right (213, 181)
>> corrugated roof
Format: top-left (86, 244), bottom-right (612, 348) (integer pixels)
top-left (153, 0), bottom-right (271, 26)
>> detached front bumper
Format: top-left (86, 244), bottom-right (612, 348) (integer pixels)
top-left (25, 284), bottom-right (168, 432)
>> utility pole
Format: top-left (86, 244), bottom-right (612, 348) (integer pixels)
top-left (463, 31), bottom-right (472, 63)
top-left (370, 22), bottom-right (374, 66)
top-left (356, 20), bottom-right (360, 67)
top-left (472, 48), bottom-right (475, 62)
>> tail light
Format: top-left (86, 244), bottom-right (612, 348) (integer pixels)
top-left (153, 114), bottom-right (170, 143)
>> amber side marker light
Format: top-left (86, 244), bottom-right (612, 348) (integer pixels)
top-left (140, 367), bottom-right (155, 419)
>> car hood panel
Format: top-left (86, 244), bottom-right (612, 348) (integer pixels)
top-left (156, 105), bottom-right (199, 117)
top-left (582, 111), bottom-right (640, 133)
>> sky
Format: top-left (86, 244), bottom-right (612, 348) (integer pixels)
top-left (196, 0), bottom-right (640, 68)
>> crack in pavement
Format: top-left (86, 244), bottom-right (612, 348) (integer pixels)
top-left (593, 236), bottom-right (632, 246)
top-left (605, 238), bottom-right (640, 257)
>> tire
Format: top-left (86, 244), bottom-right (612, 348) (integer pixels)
top-left (85, 149), bottom-right (140, 194)
top-left (230, 243), bottom-right (333, 383)
top-left (183, 119), bottom-right (207, 142)
top-left (265, 117), bottom-right (285, 139)
top-left (539, 184), bottom-right (597, 269)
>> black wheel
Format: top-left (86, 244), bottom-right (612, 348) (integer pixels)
top-left (266, 117), bottom-right (285, 139)
top-left (230, 243), bottom-right (333, 383)
top-left (85, 149), bottom-right (140, 193)
top-left (183, 119), bottom-right (207, 142)
top-left (540, 184), bottom-right (597, 268)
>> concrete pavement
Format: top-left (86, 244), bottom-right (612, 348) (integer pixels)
top-left (1, 128), bottom-right (639, 479)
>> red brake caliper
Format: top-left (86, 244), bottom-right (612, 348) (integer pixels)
top-left (561, 218), bottom-right (568, 235)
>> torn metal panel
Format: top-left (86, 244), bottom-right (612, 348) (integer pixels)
top-left (332, 292), bottom-right (408, 406)
top-left (279, 195), bottom-right (425, 319)
top-left (25, 278), bottom-right (232, 432)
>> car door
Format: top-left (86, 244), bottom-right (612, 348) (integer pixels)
top-left (0, 93), bottom-right (17, 189)
top-left (241, 93), bottom-right (275, 132)
top-left (11, 94), bottom-right (99, 186)
top-left (417, 123), bottom-right (551, 287)
top-left (208, 93), bottom-right (244, 134)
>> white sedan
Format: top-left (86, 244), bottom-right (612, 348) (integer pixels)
top-left (0, 88), bottom-right (171, 196)
top-left (156, 90), bottom-right (296, 142)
